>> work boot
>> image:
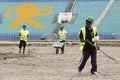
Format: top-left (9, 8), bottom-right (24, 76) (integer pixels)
top-left (91, 72), bottom-right (99, 75)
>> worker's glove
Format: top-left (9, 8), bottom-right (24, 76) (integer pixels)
top-left (96, 46), bottom-right (100, 50)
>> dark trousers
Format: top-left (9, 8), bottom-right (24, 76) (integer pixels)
top-left (56, 40), bottom-right (65, 54)
top-left (78, 50), bottom-right (97, 73)
top-left (19, 40), bottom-right (26, 53)
top-left (60, 40), bottom-right (65, 54)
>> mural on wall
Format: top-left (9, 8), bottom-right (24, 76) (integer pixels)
top-left (5, 4), bottom-right (54, 29)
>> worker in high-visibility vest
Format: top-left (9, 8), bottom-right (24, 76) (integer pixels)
top-left (57, 25), bottom-right (68, 54)
top-left (19, 25), bottom-right (29, 54)
top-left (78, 17), bottom-right (99, 75)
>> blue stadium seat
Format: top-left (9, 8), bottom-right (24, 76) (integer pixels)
top-left (64, 0), bottom-right (108, 40)
top-left (98, 0), bottom-right (120, 39)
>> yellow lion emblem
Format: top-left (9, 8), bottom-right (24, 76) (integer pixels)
top-left (5, 4), bottom-right (54, 28)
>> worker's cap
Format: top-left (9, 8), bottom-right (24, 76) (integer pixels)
top-left (86, 17), bottom-right (94, 23)
top-left (23, 25), bottom-right (26, 28)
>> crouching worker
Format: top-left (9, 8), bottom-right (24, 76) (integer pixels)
top-left (56, 25), bottom-right (68, 54)
top-left (19, 25), bottom-right (29, 54)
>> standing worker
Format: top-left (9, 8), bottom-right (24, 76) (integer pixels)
top-left (19, 25), bottom-right (29, 54)
top-left (78, 17), bottom-right (99, 75)
top-left (56, 24), bottom-right (68, 54)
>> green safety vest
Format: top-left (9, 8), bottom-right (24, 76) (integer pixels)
top-left (79, 27), bottom-right (97, 51)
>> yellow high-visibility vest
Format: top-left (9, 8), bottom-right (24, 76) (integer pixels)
top-left (79, 27), bottom-right (97, 51)
top-left (20, 29), bottom-right (29, 42)
top-left (58, 30), bottom-right (67, 41)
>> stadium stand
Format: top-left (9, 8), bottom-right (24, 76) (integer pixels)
top-left (0, 0), bottom-right (71, 2)
top-left (64, 0), bottom-right (109, 40)
top-left (0, 0), bottom-right (69, 40)
top-left (98, 0), bottom-right (120, 39)
top-left (0, 0), bottom-right (120, 40)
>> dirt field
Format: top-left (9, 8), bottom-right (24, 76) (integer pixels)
top-left (0, 45), bottom-right (120, 80)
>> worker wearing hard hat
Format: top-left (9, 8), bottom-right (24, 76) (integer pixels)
top-left (78, 17), bottom-right (99, 75)
top-left (57, 24), bottom-right (68, 54)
